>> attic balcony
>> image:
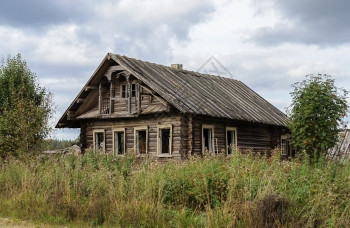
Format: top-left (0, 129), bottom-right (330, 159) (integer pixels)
top-left (98, 78), bottom-right (141, 116)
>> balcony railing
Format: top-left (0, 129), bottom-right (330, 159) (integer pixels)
top-left (100, 97), bottom-right (110, 114)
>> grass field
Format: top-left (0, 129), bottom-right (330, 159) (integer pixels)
top-left (0, 150), bottom-right (349, 227)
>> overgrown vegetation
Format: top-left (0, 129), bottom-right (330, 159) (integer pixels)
top-left (0, 151), bottom-right (349, 227)
top-left (288, 74), bottom-right (348, 162)
top-left (0, 54), bottom-right (53, 158)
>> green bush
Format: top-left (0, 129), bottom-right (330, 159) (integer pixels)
top-left (0, 54), bottom-right (53, 158)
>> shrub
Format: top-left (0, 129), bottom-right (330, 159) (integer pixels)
top-left (0, 54), bottom-right (53, 158)
top-left (288, 74), bottom-right (348, 162)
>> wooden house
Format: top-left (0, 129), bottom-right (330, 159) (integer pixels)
top-left (328, 129), bottom-right (350, 162)
top-left (56, 53), bottom-right (290, 159)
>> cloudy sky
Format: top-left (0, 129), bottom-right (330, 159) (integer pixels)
top-left (1, 0), bottom-right (349, 139)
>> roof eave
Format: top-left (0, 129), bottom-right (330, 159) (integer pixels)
top-left (56, 53), bottom-right (115, 128)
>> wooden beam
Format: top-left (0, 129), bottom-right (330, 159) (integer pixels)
top-left (140, 85), bottom-right (154, 94)
top-left (127, 79), bottom-right (131, 113)
top-left (101, 113), bottom-right (138, 118)
top-left (153, 95), bottom-right (168, 107)
top-left (98, 83), bottom-right (102, 114)
top-left (110, 97), bottom-right (128, 101)
top-left (76, 98), bottom-right (84, 103)
top-left (67, 111), bottom-right (75, 120)
top-left (137, 83), bottom-right (141, 113)
top-left (84, 86), bottom-right (98, 91)
top-left (110, 81), bottom-right (114, 114)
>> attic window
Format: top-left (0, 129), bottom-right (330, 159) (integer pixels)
top-left (121, 84), bottom-right (127, 98)
top-left (131, 84), bottom-right (136, 97)
top-left (120, 83), bottom-right (136, 98)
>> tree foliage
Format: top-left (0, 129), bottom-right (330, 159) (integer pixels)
top-left (287, 74), bottom-right (348, 162)
top-left (0, 54), bottom-right (53, 158)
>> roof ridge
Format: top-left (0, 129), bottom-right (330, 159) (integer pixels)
top-left (113, 53), bottom-right (240, 82)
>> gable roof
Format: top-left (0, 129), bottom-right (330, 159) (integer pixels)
top-left (57, 53), bottom-right (288, 128)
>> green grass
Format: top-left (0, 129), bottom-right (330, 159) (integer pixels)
top-left (0, 150), bottom-right (349, 227)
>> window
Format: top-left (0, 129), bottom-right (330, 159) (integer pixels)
top-left (226, 127), bottom-right (237, 155)
top-left (281, 135), bottom-right (288, 156)
top-left (157, 125), bottom-right (172, 156)
top-left (134, 126), bottom-right (148, 155)
top-left (131, 84), bottom-right (136, 97)
top-left (202, 125), bottom-right (214, 153)
top-left (113, 128), bottom-right (125, 155)
top-left (120, 83), bottom-right (136, 98)
top-left (121, 84), bottom-right (127, 98)
top-left (93, 130), bottom-right (105, 152)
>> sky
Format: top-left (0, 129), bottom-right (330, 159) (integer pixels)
top-left (1, 0), bottom-right (350, 140)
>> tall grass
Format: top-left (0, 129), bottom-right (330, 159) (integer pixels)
top-left (0, 150), bottom-right (349, 227)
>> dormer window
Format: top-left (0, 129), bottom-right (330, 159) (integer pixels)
top-left (121, 83), bottom-right (136, 98)
top-left (121, 84), bottom-right (127, 98)
top-left (131, 84), bottom-right (136, 97)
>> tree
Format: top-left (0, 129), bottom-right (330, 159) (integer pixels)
top-left (0, 54), bottom-right (53, 158)
top-left (287, 74), bottom-right (348, 162)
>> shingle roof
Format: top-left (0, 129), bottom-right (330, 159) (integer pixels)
top-left (56, 53), bottom-right (288, 128)
top-left (112, 54), bottom-right (287, 126)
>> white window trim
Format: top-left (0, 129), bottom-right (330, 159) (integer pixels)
top-left (93, 129), bottom-right (105, 153)
top-left (112, 128), bottom-right (126, 156)
top-left (281, 135), bottom-right (288, 156)
top-left (157, 124), bottom-right (173, 157)
top-left (226, 127), bottom-right (237, 155)
top-left (134, 126), bottom-right (148, 155)
top-left (202, 124), bottom-right (215, 153)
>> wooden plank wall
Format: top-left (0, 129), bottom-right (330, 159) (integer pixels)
top-left (112, 84), bottom-right (162, 114)
top-left (83, 114), bottom-right (183, 158)
top-left (113, 85), bottom-right (127, 113)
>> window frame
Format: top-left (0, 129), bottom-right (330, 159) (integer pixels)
top-left (93, 129), bottom-right (105, 153)
top-left (226, 127), bottom-right (237, 155)
top-left (281, 135), bottom-right (288, 156)
top-left (120, 84), bottom-right (127, 98)
top-left (134, 126), bottom-right (148, 155)
top-left (202, 124), bottom-right (215, 154)
top-left (112, 128), bottom-right (126, 156)
top-left (131, 83), bottom-right (136, 97)
top-left (157, 124), bottom-right (173, 157)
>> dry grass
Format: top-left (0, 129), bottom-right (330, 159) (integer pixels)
top-left (0, 149), bottom-right (349, 227)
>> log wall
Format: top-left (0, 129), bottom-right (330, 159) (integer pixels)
top-left (189, 116), bottom-right (288, 156)
top-left (80, 113), bottom-right (288, 159)
top-left (81, 113), bottom-right (183, 159)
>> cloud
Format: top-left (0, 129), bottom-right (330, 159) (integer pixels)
top-left (251, 0), bottom-right (350, 46)
top-left (2, 0), bottom-right (350, 139)
top-left (91, 0), bottom-right (215, 62)
top-left (0, 0), bottom-right (94, 28)
top-left (0, 0), bottom-right (216, 140)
